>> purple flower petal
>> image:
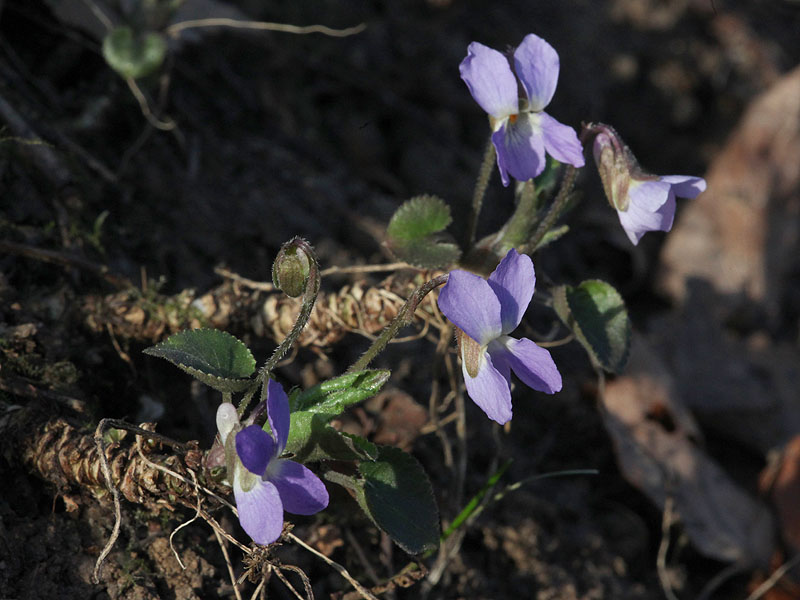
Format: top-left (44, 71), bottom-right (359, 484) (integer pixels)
top-left (492, 114), bottom-right (546, 186)
top-left (216, 402), bottom-right (239, 445)
top-left (459, 42), bottom-right (519, 119)
top-left (489, 336), bottom-right (562, 394)
top-left (234, 477), bottom-right (284, 545)
top-left (270, 460), bottom-right (329, 516)
top-left (513, 33), bottom-right (559, 112)
top-left (267, 379), bottom-right (290, 454)
top-left (438, 270), bottom-right (502, 346)
top-left (540, 112), bottom-right (585, 168)
top-left (660, 175), bottom-right (707, 198)
top-left (618, 180), bottom-right (673, 245)
top-left (236, 425), bottom-right (274, 476)
top-left (461, 348), bottom-right (513, 424)
top-left (487, 249), bottom-right (535, 335)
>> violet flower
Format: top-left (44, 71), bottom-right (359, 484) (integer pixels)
top-left (216, 379), bottom-right (329, 545)
top-left (437, 249), bottom-right (562, 424)
top-left (591, 123), bottom-right (706, 245)
top-left (460, 33), bottom-right (585, 186)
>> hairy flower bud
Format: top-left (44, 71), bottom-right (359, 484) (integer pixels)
top-left (272, 238), bottom-right (312, 298)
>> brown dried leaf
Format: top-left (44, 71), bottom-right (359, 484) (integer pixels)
top-left (762, 435), bottom-right (800, 553)
top-left (368, 389), bottom-right (429, 451)
top-left (601, 336), bottom-right (775, 566)
top-left (659, 65), bottom-right (800, 316)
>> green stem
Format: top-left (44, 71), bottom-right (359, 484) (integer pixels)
top-left (236, 386), bottom-right (258, 419)
top-left (262, 238), bottom-right (320, 375)
top-left (523, 165), bottom-right (578, 253)
top-left (497, 179), bottom-right (539, 253)
top-left (440, 459), bottom-right (512, 544)
top-left (464, 138), bottom-right (496, 251)
top-left (347, 274), bottom-right (449, 373)
top-left (239, 238), bottom-right (321, 416)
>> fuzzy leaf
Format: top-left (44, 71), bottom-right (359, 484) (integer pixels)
top-left (553, 280), bottom-right (631, 373)
top-left (143, 328), bottom-right (255, 392)
top-left (285, 370), bottom-right (389, 461)
top-left (387, 195), bottom-right (452, 241)
top-left (387, 238), bottom-right (461, 269)
top-left (532, 224), bottom-right (569, 251)
top-left (386, 195), bottom-right (461, 268)
top-left (355, 445), bottom-right (439, 554)
top-left (102, 27), bottom-right (167, 79)
top-left (293, 370), bottom-right (390, 411)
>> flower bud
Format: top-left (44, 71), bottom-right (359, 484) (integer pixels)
top-left (272, 239), bottom-right (311, 298)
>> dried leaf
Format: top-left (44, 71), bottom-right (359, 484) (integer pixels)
top-left (601, 336), bottom-right (775, 567)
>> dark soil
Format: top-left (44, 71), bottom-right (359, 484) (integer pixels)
top-left (2, 1), bottom-right (799, 598)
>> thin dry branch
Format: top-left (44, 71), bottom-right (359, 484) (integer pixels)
top-left (288, 532), bottom-right (379, 600)
top-left (166, 18), bottom-right (365, 38)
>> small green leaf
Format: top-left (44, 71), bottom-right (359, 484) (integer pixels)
top-left (354, 445), bottom-right (439, 555)
top-left (387, 238), bottom-right (461, 269)
top-left (285, 370), bottom-right (389, 461)
top-left (387, 195), bottom-right (452, 241)
top-left (386, 195), bottom-right (461, 268)
top-left (533, 224), bottom-right (569, 251)
top-left (143, 329), bottom-right (256, 392)
top-left (294, 370), bottom-right (390, 412)
top-left (552, 280), bottom-right (631, 373)
top-left (341, 432), bottom-right (379, 461)
top-left (533, 156), bottom-right (562, 198)
top-left (287, 415), bottom-right (377, 463)
top-left (102, 27), bottom-right (167, 79)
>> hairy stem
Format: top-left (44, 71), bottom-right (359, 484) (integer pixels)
top-left (523, 165), bottom-right (578, 253)
top-left (347, 274), bottom-right (449, 373)
top-left (464, 138), bottom-right (496, 251)
top-left (497, 179), bottom-right (539, 253)
top-left (238, 238), bottom-right (321, 416)
top-left (263, 238), bottom-right (320, 374)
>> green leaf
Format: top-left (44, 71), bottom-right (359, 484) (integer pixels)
top-left (533, 156), bottom-right (562, 198)
top-left (533, 224), bottom-right (569, 251)
top-left (386, 195), bottom-right (461, 268)
top-left (354, 445), bottom-right (439, 555)
top-left (340, 432), bottom-right (379, 461)
top-left (285, 370), bottom-right (389, 461)
top-left (287, 416), bottom-right (377, 463)
top-left (293, 370), bottom-right (390, 412)
top-left (552, 280), bottom-right (631, 373)
top-left (387, 238), bottom-right (461, 269)
top-left (143, 328), bottom-right (256, 392)
top-left (102, 27), bottom-right (167, 79)
top-left (387, 195), bottom-right (452, 241)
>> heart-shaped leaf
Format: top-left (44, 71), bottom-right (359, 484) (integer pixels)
top-left (143, 328), bottom-right (256, 392)
top-left (553, 280), bottom-right (631, 373)
top-left (386, 195), bottom-right (461, 268)
top-left (387, 195), bottom-right (451, 241)
top-left (102, 26), bottom-right (167, 79)
top-left (387, 238), bottom-right (461, 269)
top-left (355, 445), bottom-right (439, 555)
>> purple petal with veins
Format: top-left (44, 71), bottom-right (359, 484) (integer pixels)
top-left (513, 33), bottom-right (560, 112)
